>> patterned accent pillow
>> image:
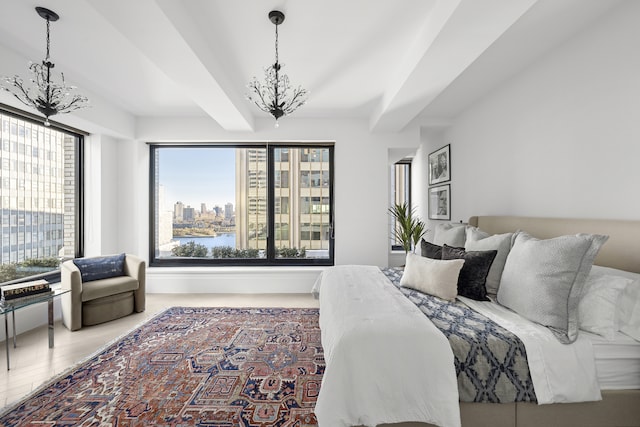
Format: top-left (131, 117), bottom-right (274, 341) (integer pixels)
top-left (441, 245), bottom-right (497, 301)
top-left (498, 232), bottom-right (608, 344)
top-left (73, 253), bottom-right (126, 282)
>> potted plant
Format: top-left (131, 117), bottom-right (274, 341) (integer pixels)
top-left (388, 202), bottom-right (427, 254)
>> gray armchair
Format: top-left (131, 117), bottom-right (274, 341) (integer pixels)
top-left (61, 254), bottom-right (146, 331)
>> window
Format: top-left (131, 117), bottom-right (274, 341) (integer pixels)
top-left (390, 160), bottom-right (411, 251)
top-left (0, 109), bottom-right (83, 284)
top-left (150, 144), bottom-right (334, 266)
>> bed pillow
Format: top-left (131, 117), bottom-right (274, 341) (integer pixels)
top-left (421, 239), bottom-right (443, 259)
top-left (497, 232), bottom-right (608, 344)
top-left (73, 253), bottom-right (126, 282)
top-left (583, 266), bottom-right (640, 341)
top-left (619, 278), bottom-right (640, 341)
top-left (433, 223), bottom-right (467, 248)
top-left (578, 273), bottom-right (631, 340)
top-left (441, 244), bottom-right (497, 301)
top-left (464, 227), bottom-right (514, 296)
top-left (400, 252), bottom-right (464, 301)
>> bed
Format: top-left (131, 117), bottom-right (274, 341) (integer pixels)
top-left (313, 215), bottom-right (640, 427)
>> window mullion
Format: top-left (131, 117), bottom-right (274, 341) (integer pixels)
top-left (266, 145), bottom-right (275, 261)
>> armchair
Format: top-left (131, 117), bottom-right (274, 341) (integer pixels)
top-left (61, 253), bottom-right (146, 331)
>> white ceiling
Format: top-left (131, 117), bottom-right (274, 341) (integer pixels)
top-left (0, 0), bottom-right (624, 132)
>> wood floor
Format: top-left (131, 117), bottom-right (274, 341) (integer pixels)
top-left (0, 293), bottom-right (319, 411)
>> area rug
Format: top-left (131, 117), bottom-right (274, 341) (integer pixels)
top-left (0, 307), bottom-right (324, 426)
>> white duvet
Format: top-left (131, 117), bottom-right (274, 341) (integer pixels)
top-left (313, 265), bottom-right (602, 427)
top-left (314, 265), bottom-right (461, 427)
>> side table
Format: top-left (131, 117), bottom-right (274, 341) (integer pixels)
top-left (1, 287), bottom-right (70, 370)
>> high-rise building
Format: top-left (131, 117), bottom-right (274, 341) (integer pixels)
top-left (183, 206), bottom-right (195, 222)
top-left (174, 201), bottom-right (184, 221)
top-left (0, 114), bottom-right (77, 264)
top-left (200, 203), bottom-right (207, 214)
top-left (157, 185), bottom-right (173, 249)
top-left (224, 203), bottom-right (234, 220)
top-left (235, 148), bottom-right (330, 254)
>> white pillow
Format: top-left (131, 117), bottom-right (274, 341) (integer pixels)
top-left (498, 231), bottom-right (608, 344)
top-left (400, 252), bottom-right (464, 301)
top-left (433, 223), bottom-right (467, 248)
top-left (590, 266), bottom-right (640, 342)
top-left (464, 227), bottom-right (513, 296)
top-left (578, 273), bottom-right (631, 340)
top-left (619, 278), bottom-right (640, 342)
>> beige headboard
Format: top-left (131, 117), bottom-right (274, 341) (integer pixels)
top-left (468, 216), bottom-right (640, 274)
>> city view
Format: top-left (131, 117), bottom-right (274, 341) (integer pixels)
top-left (154, 146), bottom-right (332, 260)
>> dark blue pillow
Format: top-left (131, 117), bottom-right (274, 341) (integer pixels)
top-left (73, 253), bottom-right (126, 282)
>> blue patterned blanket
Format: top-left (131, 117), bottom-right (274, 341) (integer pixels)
top-left (381, 267), bottom-right (537, 403)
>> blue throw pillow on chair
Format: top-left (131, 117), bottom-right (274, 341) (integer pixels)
top-left (73, 253), bottom-right (126, 282)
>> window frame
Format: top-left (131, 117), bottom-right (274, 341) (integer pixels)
top-left (0, 104), bottom-right (85, 285)
top-left (148, 143), bottom-right (334, 267)
top-left (390, 159), bottom-right (412, 252)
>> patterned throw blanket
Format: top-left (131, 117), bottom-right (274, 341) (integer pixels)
top-left (381, 267), bottom-right (537, 403)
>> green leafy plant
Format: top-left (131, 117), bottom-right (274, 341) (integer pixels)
top-left (211, 246), bottom-right (260, 258)
top-left (276, 247), bottom-right (306, 258)
top-left (388, 202), bottom-right (427, 253)
top-left (171, 241), bottom-right (208, 257)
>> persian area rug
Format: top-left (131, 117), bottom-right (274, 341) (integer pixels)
top-left (0, 307), bottom-right (324, 426)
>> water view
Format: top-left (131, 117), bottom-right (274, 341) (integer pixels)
top-left (175, 233), bottom-right (236, 250)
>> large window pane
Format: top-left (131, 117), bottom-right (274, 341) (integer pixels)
top-left (391, 161), bottom-right (411, 251)
top-left (151, 144), bottom-right (333, 265)
top-left (0, 111), bottom-right (82, 284)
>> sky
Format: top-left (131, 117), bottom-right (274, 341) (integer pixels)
top-left (158, 147), bottom-right (236, 211)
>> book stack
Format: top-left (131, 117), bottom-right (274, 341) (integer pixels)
top-left (1, 279), bottom-right (52, 307)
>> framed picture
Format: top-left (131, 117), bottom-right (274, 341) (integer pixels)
top-left (429, 184), bottom-right (451, 220)
top-left (428, 144), bottom-right (450, 185)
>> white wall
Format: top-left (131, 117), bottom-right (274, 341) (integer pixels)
top-left (114, 117), bottom-right (419, 292)
top-left (418, 1), bottom-right (640, 225)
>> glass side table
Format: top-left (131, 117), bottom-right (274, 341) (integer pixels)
top-left (1, 287), bottom-right (71, 370)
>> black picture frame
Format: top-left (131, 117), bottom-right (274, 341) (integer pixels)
top-left (429, 184), bottom-right (451, 220)
top-left (428, 144), bottom-right (450, 185)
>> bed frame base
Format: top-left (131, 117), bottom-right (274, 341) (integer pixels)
top-left (360, 390), bottom-right (640, 427)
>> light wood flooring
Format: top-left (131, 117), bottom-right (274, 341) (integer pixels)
top-left (0, 293), bottom-right (319, 411)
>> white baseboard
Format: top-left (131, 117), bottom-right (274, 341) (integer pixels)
top-left (0, 268), bottom-right (327, 342)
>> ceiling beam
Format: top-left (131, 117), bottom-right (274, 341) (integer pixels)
top-left (370, 0), bottom-right (538, 133)
top-left (89, 0), bottom-right (254, 131)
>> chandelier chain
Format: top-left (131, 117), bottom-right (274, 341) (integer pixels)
top-left (45, 17), bottom-right (51, 62)
top-left (274, 24), bottom-right (279, 66)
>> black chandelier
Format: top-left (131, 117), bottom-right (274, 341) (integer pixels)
top-left (1, 7), bottom-right (88, 126)
top-left (246, 10), bottom-right (307, 128)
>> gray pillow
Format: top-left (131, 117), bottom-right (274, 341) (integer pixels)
top-left (433, 223), bottom-right (467, 247)
top-left (421, 239), bottom-right (443, 259)
top-left (497, 232), bottom-right (608, 344)
top-left (464, 227), bottom-right (514, 296)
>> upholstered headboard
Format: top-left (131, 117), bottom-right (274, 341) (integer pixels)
top-left (468, 216), bottom-right (640, 274)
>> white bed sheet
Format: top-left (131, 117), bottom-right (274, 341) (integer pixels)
top-left (584, 331), bottom-right (640, 390)
top-left (459, 296), bottom-right (601, 404)
top-left (315, 265), bottom-right (461, 427)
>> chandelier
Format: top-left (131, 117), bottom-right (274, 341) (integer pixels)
top-left (1, 7), bottom-right (88, 126)
top-left (246, 10), bottom-right (307, 128)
